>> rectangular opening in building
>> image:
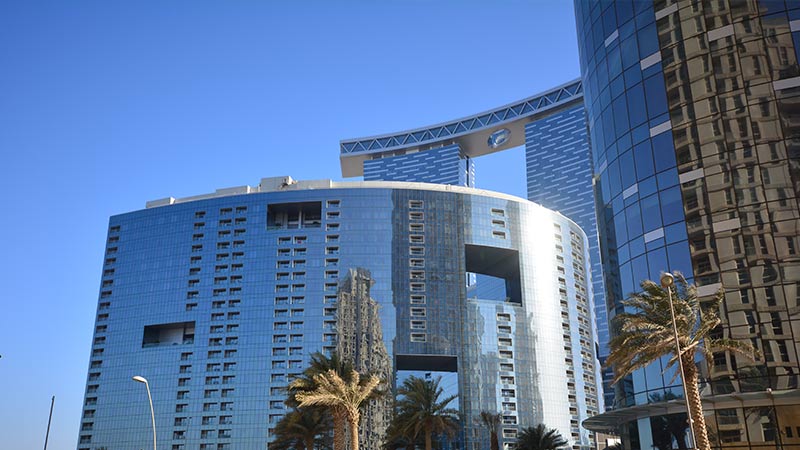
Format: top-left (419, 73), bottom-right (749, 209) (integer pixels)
top-left (465, 244), bottom-right (521, 304)
top-left (142, 321), bottom-right (195, 348)
top-left (396, 354), bottom-right (458, 372)
top-left (267, 202), bottom-right (322, 230)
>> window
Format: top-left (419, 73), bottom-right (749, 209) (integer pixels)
top-left (501, 402), bottom-right (516, 411)
top-left (410, 333), bottom-right (427, 342)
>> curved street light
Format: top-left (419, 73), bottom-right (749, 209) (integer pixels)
top-left (132, 375), bottom-right (156, 450)
top-left (660, 272), bottom-right (697, 449)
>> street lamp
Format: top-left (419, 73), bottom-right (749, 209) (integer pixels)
top-left (660, 272), bottom-right (697, 449)
top-left (132, 375), bottom-right (156, 450)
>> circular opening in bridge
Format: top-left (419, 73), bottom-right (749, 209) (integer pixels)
top-left (488, 128), bottom-right (511, 148)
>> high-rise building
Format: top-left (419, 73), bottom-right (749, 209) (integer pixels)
top-left (363, 143), bottom-right (475, 187)
top-left (340, 79), bottom-right (613, 410)
top-left (79, 177), bottom-right (598, 450)
top-left (574, 1), bottom-right (800, 448)
top-left (335, 268), bottom-right (393, 450)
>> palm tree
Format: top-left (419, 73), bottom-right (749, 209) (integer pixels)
top-left (478, 411), bottom-right (501, 450)
top-left (392, 375), bottom-right (459, 450)
top-left (287, 353), bottom-right (355, 450)
top-left (606, 272), bottom-right (759, 450)
top-left (383, 417), bottom-right (419, 450)
top-left (294, 369), bottom-right (380, 450)
top-left (271, 408), bottom-right (331, 450)
top-left (516, 424), bottom-right (567, 450)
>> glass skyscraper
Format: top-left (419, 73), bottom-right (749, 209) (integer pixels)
top-left (78, 177), bottom-right (598, 450)
top-left (574, 1), bottom-right (800, 449)
top-left (341, 79), bottom-right (612, 411)
top-left (79, 2), bottom-right (800, 448)
top-left (363, 143), bottom-right (475, 187)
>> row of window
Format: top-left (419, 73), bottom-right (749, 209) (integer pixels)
top-left (407, 201), bottom-right (427, 343)
top-left (495, 309), bottom-right (518, 442)
top-left (80, 225), bottom-right (123, 445)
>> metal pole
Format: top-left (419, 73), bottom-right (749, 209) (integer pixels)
top-left (767, 388), bottom-right (782, 449)
top-left (133, 376), bottom-right (157, 450)
top-left (144, 381), bottom-right (156, 450)
top-left (661, 274), bottom-right (697, 449)
top-left (43, 395), bottom-right (55, 450)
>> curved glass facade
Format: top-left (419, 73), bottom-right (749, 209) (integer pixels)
top-left (575, 0), bottom-right (800, 448)
top-left (345, 80), bottom-right (610, 414)
top-left (78, 179), bottom-right (598, 450)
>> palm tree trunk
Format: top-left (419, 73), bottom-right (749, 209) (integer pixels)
top-left (345, 408), bottom-right (360, 450)
top-left (304, 435), bottom-right (315, 450)
top-left (424, 425), bottom-right (432, 450)
top-left (491, 431), bottom-right (499, 450)
top-left (683, 358), bottom-right (710, 450)
top-left (348, 415), bottom-right (359, 450)
top-left (333, 411), bottom-right (347, 450)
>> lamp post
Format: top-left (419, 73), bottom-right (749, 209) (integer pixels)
top-left (660, 272), bottom-right (697, 449)
top-left (132, 375), bottom-right (156, 450)
top-left (767, 388), bottom-right (783, 449)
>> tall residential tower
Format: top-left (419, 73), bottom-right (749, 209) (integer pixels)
top-left (78, 178), bottom-right (598, 450)
top-left (575, 1), bottom-right (800, 449)
top-left (340, 81), bottom-right (612, 409)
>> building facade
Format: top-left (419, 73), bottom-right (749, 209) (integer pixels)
top-left (574, 0), bottom-right (800, 448)
top-left (363, 143), bottom-right (475, 187)
top-left (341, 80), bottom-right (612, 410)
top-left (78, 177), bottom-right (598, 450)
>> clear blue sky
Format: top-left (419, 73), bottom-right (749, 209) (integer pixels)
top-left (0, 1), bottom-right (580, 448)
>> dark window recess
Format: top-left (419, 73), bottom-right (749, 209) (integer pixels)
top-left (396, 354), bottom-right (458, 372)
top-left (465, 244), bottom-right (522, 304)
top-left (267, 202), bottom-right (322, 230)
top-left (142, 322), bottom-right (195, 348)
